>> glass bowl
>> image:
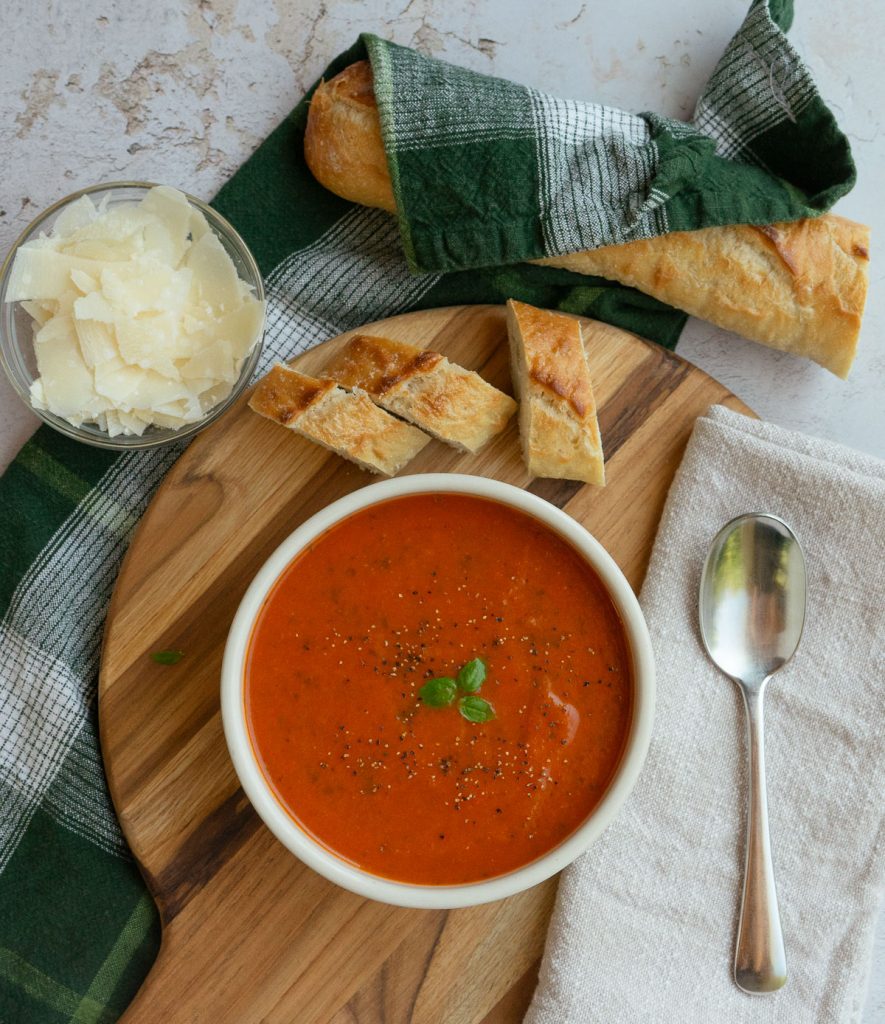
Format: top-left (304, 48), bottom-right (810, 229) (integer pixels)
top-left (0, 181), bottom-right (265, 451)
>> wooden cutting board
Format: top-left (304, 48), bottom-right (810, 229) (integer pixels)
top-left (99, 304), bottom-right (751, 1024)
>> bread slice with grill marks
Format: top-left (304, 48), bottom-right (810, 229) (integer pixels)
top-left (249, 363), bottom-right (430, 476)
top-left (506, 300), bottom-right (605, 485)
top-left (322, 333), bottom-right (516, 453)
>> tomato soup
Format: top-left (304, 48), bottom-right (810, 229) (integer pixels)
top-left (245, 493), bottom-right (633, 885)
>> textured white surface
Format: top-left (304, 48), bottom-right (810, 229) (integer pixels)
top-left (1, 0), bottom-right (881, 1017)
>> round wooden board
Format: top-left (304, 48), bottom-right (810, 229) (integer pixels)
top-left (100, 304), bottom-right (751, 1024)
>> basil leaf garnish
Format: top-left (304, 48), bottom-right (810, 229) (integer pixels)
top-left (151, 650), bottom-right (184, 665)
top-left (419, 677), bottom-right (458, 707)
top-left (459, 695), bottom-right (495, 723)
top-left (456, 657), bottom-right (486, 693)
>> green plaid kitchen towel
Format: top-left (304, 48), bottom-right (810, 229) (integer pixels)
top-left (0, 3), bottom-right (855, 1021)
top-left (366, 0), bottom-right (854, 272)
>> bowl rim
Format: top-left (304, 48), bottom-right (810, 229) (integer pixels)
top-left (221, 472), bottom-right (656, 909)
top-left (0, 180), bottom-right (265, 451)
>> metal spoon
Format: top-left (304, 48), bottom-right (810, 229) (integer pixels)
top-left (699, 512), bottom-right (806, 994)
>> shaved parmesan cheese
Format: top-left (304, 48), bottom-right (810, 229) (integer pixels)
top-left (188, 300), bottom-right (266, 359)
top-left (152, 393), bottom-right (205, 422)
top-left (189, 207), bottom-right (211, 242)
top-left (94, 360), bottom-right (191, 410)
top-left (101, 258), bottom-right (192, 318)
top-left (181, 376), bottom-right (218, 395)
top-left (6, 249), bottom-right (108, 301)
top-left (6, 186), bottom-right (265, 436)
top-left (21, 300), bottom-right (54, 326)
top-left (29, 378), bottom-right (47, 409)
top-left (74, 318), bottom-right (119, 369)
top-left (104, 410), bottom-right (125, 437)
top-left (52, 194), bottom-right (97, 236)
top-left (33, 317), bottom-right (105, 419)
top-left (116, 410), bottom-right (151, 435)
top-left (185, 232), bottom-right (240, 313)
top-left (23, 235), bottom-right (62, 252)
top-left (115, 313), bottom-right (181, 379)
top-left (198, 382), bottom-right (234, 413)
top-left (64, 238), bottom-right (143, 262)
top-left (180, 339), bottom-right (236, 384)
top-left (73, 290), bottom-right (115, 323)
top-left (140, 185), bottom-right (194, 265)
top-left (70, 269), bottom-right (99, 294)
top-left (55, 290), bottom-right (80, 317)
top-left (63, 203), bottom-right (153, 245)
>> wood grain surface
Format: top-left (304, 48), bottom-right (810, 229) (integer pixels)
top-left (99, 304), bottom-right (752, 1023)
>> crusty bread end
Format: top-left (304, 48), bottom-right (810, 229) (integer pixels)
top-left (305, 62), bottom-right (397, 214)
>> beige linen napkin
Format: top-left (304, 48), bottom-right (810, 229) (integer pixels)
top-left (525, 406), bottom-right (885, 1024)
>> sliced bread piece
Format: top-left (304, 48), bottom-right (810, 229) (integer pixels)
top-left (249, 364), bottom-right (430, 476)
top-left (322, 334), bottom-right (517, 453)
top-left (505, 300), bottom-right (605, 485)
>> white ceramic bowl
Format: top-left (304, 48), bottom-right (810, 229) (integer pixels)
top-left (221, 474), bottom-right (655, 908)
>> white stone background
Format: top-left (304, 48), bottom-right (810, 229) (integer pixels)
top-left (0, 0), bottom-right (881, 1019)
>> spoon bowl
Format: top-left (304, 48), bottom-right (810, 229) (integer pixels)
top-left (700, 514), bottom-right (807, 687)
top-left (699, 513), bottom-right (806, 994)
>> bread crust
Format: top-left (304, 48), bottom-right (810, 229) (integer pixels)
top-left (322, 334), bottom-right (516, 453)
top-left (323, 333), bottom-right (443, 394)
top-left (534, 217), bottom-right (870, 379)
top-left (248, 364), bottom-right (337, 424)
top-left (506, 300), bottom-right (605, 485)
top-left (305, 62), bottom-right (396, 214)
top-left (304, 61), bottom-right (869, 378)
top-left (249, 364), bottom-right (429, 475)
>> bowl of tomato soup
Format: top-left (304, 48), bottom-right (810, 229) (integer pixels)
top-left (222, 474), bottom-right (654, 908)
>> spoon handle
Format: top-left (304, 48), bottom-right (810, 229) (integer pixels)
top-left (735, 684), bottom-right (787, 993)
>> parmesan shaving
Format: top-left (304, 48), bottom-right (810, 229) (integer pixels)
top-left (6, 186), bottom-right (264, 436)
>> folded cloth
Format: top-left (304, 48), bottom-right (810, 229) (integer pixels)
top-left (364, 0), bottom-right (856, 273)
top-left (525, 405), bottom-right (885, 1024)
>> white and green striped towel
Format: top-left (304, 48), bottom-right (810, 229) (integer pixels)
top-left (367, 0), bottom-right (854, 272)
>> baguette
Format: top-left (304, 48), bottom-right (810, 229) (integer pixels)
top-left (249, 364), bottom-right (429, 476)
top-left (535, 218), bottom-right (868, 379)
top-left (506, 299), bottom-right (605, 485)
top-left (304, 61), bottom-right (870, 378)
top-left (322, 334), bottom-right (516, 452)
